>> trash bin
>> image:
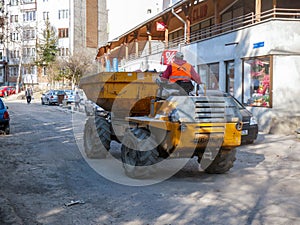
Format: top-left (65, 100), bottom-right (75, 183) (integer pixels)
top-left (57, 91), bottom-right (66, 105)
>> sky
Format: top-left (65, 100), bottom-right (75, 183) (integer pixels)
top-left (107, 0), bottom-right (163, 40)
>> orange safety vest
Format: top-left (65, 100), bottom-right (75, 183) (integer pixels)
top-left (169, 62), bottom-right (192, 83)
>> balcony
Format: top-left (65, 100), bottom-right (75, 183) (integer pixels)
top-left (106, 7), bottom-right (300, 70)
top-left (176, 8), bottom-right (300, 48)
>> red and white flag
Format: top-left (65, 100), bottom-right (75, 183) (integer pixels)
top-left (156, 22), bottom-right (166, 31)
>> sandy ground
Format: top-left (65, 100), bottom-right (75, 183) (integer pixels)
top-left (0, 96), bottom-right (299, 225)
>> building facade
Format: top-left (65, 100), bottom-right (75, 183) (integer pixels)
top-left (0, 0), bottom-right (7, 84)
top-left (96, 0), bottom-right (300, 133)
top-left (0, 0), bottom-right (108, 89)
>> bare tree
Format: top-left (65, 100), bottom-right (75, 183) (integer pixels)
top-left (60, 49), bottom-right (97, 89)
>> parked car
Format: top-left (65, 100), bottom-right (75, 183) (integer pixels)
top-left (64, 90), bottom-right (75, 104)
top-left (0, 86), bottom-right (15, 97)
top-left (205, 90), bottom-right (258, 145)
top-left (41, 90), bottom-right (67, 105)
top-left (231, 96), bottom-right (258, 144)
top-left (0, 98), bottom-right (10, 134)
top-left (9, 86), bottom-right (16, 95)
top-left (41, 90), bottom-right (59, 105)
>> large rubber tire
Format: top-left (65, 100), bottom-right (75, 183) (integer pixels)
top-left (95, 115), bottom-right (111, 150)
top-left (203, 149), bottom-right (236, 174)
top-left (121, 128), bottom-right (161, 178)
top-left (83, 117), bottom-right (108, 159)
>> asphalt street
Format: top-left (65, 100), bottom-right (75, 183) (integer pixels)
top-left (0, 97), bottom-right (299, 225)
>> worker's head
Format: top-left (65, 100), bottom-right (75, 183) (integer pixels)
top-left (175, 52), bottom-right (184, 60)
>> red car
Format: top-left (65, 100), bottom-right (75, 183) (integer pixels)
top-left (0, 86), bottom-right (16, 97)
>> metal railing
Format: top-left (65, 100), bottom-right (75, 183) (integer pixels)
top-left (176, 8), bottom-right (300, 47)
top-left (116, 8), bottom-right (300, 64)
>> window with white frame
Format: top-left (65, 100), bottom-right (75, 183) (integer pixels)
top-left (10, 15), bottom-right (18, 23)
top-left (198, 63), bottom-right (220, 90)
top-left (23, 29), bottom-right (34, 40)
top-left (58, 47), bottom-right (69, 56)
top-left (243, 56), bottom-right (272, 107)
top-left (9, 67), bottom-right (18, 77)
top-left (43, 11), bottom-right (49, 20)
top-left (10, 32), bottom-right (19, 41)
top-left (10, 50), bottom-right (20, 59)
top-left (58, 9), bottom-right (68, 19)
top-left (10, 0), bottom-right (19, 6)
top-left (58, 28), bottom-right (68, 38)
top-left (22, 0), bottom-right (35, 4)
top-left (23, 11), bottom-right (36, 22)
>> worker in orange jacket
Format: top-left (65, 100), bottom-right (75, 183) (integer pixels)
top-left (161, 52), bottom-right (202, 93)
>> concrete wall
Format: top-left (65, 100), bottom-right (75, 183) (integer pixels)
top-left (181, 20), bottom-right (300, 134)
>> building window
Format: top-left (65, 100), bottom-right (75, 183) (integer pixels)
top-left (43, 66), bottom-right (47, 76)
top-left (58, 9), bottom-right (68, 19)
top-left (58, 28), bottom-right (68, 38)
top-left (10, 15), bottom-right (18, 23)
top-left (169, 29), bottom-right (184, 46)
top-left (243, 56), bottom-right (272, 107)
top-left (226, 60), bottom-right (235, 95)
top-left (43, 11), bottom-right (49, 20)
top-left (9, 67), bottom-right (18, 77)
top-left (23, 29), bottom-right (35, 40)
top-left (58, 47), bottom-right (69, 57)
top-left (23, 11), bottom-right (36, 22)
top-left (10, 50), bottom-right (19, 59)
top-left (10, 0), bottom-right (19, 6)
top-left (198, 63), bottom-right (219, 90)
top-left (22, 0), bottom-right (35, 4)
top-left (190, 18), bottom-right (214, 41)
top-left (10, 32), bottom-right (19, 41)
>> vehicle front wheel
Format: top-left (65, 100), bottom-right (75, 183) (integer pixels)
top-left (121, 128), bottom-right (161, 178)
top-left (83, 116), bottom-right (108, 158)
top-left (95, 115), bottom-right (111, 151)
top-left (202, 149), bottom-right (236, 174)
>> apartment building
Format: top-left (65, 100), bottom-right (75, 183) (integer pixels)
top-left (0, 0), bottom-right (7, 84)
top-left (0, 0), bottom-right (108, 89)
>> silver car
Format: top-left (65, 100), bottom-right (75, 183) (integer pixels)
top-left (64, 90), bottom-right (75, 104)
top-left (41, 90), bottom-right (59, 105)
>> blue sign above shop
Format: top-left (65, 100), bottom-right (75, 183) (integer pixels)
top-left (253, 41), bottom-right (265, 49)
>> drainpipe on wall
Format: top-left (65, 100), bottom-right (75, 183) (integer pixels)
top-left (171, 7), bottom-right (187, 44)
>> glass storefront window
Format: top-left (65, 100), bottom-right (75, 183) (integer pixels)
top-left (198, 63), bottom-right (219, 90)
top-left (243, 56), bottom-right (271, 107)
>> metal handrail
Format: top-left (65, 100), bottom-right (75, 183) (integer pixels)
top-left (119, 8), bottom-right (300, 64)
